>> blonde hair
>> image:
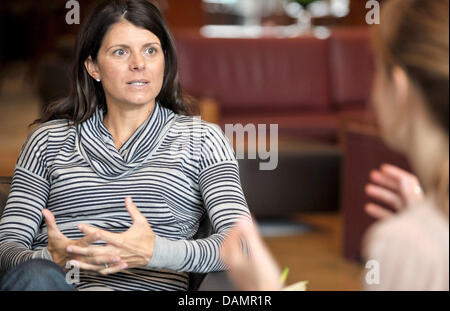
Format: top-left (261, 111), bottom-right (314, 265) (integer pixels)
top-left (373, 0), bottom-right (449, 215)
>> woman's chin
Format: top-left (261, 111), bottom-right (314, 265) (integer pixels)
top-left (122, 96), bottom-right (156, 107)
top-left (381, 131), bottom-right (406, 155)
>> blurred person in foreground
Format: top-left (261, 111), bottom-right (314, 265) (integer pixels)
top-left (221, 0), bottom-right (449, 291)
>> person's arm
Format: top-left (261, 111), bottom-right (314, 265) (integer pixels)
top-left (220, 217), bottom-right (282, 291)
top-left (147, 123), bottom-right (251, 273)
top-left (0, 125), bottom-right (52, 272)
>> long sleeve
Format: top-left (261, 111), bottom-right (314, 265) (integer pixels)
top-left (0, 125), bottom-right (53, 273)
top-left (147, 123), bottom-right (251, 273)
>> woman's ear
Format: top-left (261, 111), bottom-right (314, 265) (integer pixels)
top-left (84, 56), bottom-right (101, 81)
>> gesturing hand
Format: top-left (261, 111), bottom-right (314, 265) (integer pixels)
top-left (365, 164), bottom-right (424, 219)
top-left (221, 217), bottom-right (282, 291)
top-left (42, 209), bottom-right (119, 270)
top-left (67, 196), bottom-right (156, 275)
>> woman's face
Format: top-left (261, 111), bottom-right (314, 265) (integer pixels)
top-left (372, 60), bottom-right (407, 151)
top-left (86, 20), bottom-right (165, 109)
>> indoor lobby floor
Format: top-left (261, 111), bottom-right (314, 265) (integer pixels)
top-left (0, 62), bottom-right (364, 291)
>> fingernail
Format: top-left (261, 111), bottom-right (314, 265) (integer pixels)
top-left (121, 263), bottom-right (128, 269)
top-left (67, 246), bottom-right (72, 252)
top-left (113, 257), bottom-right (121, 263)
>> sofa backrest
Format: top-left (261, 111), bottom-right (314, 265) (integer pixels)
top-left (175, 32), bottom-right (331, 113)
top-left (175, 28), bottom-right (375, 116)
top-left (328, 27), bottom-right (375, 110)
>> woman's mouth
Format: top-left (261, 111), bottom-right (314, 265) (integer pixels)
top-left (126, 80), bottom-right (150, 89)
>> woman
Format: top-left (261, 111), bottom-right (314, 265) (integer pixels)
top-left (0, 0), bottom-right (250, 291)
top-left (221, 0), bottom-right (449, 291)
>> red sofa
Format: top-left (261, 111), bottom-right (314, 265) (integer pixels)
top-left (174, 27), bottom-right (375, 143)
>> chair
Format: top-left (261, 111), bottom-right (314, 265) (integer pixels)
top-left (0, 176), bottom-right (210, 290)
top-left (340, 123), bottom-right (411, 261)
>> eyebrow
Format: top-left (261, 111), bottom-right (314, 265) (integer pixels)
top-left (106, 42), bottom-right (161, 51)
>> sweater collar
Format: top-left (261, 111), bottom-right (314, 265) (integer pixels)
top-left (78, 102), bottom-right (175, 179)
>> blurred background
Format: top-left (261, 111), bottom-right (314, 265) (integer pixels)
top-left (0, 0), bottom-right (413, 290)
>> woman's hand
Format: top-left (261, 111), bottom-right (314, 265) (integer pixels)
top-left (220, 217), bottom-right (282, 291)
top-left (67, 197), bottom-right (156, 275)
top-left (42, 209), bottom-right (119, 270)
top-left (365, 164), bottom-right (424, 219)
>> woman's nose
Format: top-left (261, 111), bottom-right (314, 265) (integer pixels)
top-left (129, 54), bottom-right (145, 71)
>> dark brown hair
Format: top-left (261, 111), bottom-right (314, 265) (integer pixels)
top-left (34, 0), bottom-right (194, 126)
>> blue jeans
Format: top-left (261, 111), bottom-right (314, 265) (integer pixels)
top-left (0, 259), bottom-right (77, 291)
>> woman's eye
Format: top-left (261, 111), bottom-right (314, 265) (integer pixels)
top-left (146, 47), bottom-right (157, 55)
top-left (113, 49), bottom-right (126, 56)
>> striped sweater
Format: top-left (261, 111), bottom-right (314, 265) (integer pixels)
top-left (0, 102), bottom-right (250, 291)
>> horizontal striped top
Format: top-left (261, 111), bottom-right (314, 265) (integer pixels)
top-left (0, 102), bottom-right (250, 291)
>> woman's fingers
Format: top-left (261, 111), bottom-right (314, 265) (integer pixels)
top-left (77, 223), bottom-right (103, 235)
top-left (369, 169), bottom-right (399, 191)
top-left (125, 196), bottom-right (147, 226)
top-left (380, 164), bottom-right (424, 204)
top-left (67, 244), bottom-right (118, 257)
top-left (381, 164), bottom-right (420, 192)
top-left (69, 260), bottom-right (125, 274)
top-left (366, 164), bottom-right (424, 220)
top-left (68, 260), bottom-right (103, 272)
top-left (78, 223), bottom-right (119, 245)
top-left (77, 232), bottom-right (102, 247)
top-left (381, 163), bottom-right (415, 181)
top-left (365, 183), bottom-right (403, 210)
top-left (364, 203), bottom-right (394, 220)
top-left (42, 209), bottom-right (64, 239)
top-left (69, 253), bottom-right (121, 265)
top-left (98, 262), bottom-right (128, 275)
top-left (67, 245), bottom-right (121, 265)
